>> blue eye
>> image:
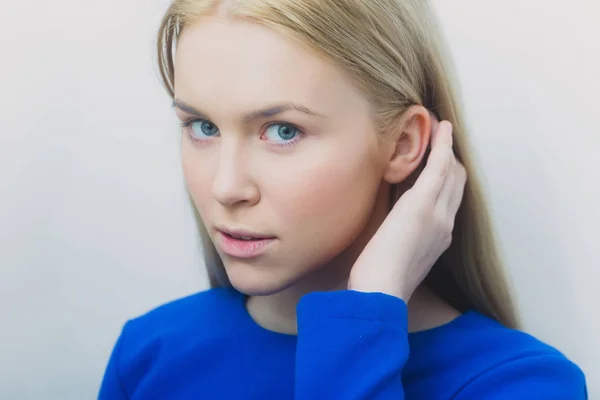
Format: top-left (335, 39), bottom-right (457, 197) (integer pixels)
top-left (188, 119), bottom-right (219, 139)
top-left (263, 123), bottom-right (300, 143)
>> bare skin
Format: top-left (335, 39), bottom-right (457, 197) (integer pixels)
top-left (174, 16), bottom-right (465, 335)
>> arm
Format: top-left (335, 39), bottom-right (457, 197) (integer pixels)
top-left (98, 325), bottom-right (129, 400)
top-left (456, 354), bottom-right (587, 399)
top-left (295, 290), bottom-right (409, 399)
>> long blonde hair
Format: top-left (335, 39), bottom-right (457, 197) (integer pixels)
top-left (156, 0), bottom-right (520, 329)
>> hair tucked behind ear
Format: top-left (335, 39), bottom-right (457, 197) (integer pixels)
top-left (157, 0), bottom-right (520, 329)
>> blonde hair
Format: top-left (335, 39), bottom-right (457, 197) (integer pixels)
top-left (156, 0), bottom-right (520, 329)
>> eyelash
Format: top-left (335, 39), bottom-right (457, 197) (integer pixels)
top-left (180, 119), bottom-right (305, 149)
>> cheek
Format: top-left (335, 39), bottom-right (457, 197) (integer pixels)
top-left (262, 143), bottom-right (383, 240)
top-left (181, 144), bottom-right (214, 213)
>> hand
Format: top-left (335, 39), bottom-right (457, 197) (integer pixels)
top-left (348, 118), bottom-right (467, 301)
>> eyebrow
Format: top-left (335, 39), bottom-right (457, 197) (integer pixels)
top-left (172, 99), bottom-right (326, 122)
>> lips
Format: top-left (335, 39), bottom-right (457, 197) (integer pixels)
top-left (228, 234), bottom-right (255, 241)
top-left (217, 227), bottom-right (275, 240)
top-left (216, 227), bottom-right (277, 258)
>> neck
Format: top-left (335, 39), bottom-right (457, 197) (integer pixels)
top-left (246, 281), bottom-right (458, 335)
top-left (246, 253), bottom-right (354, 335)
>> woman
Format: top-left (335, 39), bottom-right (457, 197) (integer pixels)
top-left (99, 0), bottom-right (587, 398)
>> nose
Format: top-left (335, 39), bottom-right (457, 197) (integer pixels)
top-left (211, 139), bottom-right (259, 207)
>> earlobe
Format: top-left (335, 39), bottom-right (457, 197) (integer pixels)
top-left (382, 105), bottom-right (432, 184)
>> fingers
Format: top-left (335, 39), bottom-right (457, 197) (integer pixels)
top-left (447, 161), bottom-right (467, 217)
top-left (437, 155), bottom-right (457, 204)
top-left (438, 154), bottom-right (467, 217)
top-left (433, 120), bottom-right (467, 217)
top-left (413, 121), bottom-right (453, 198)
top-left (413, 117), bottom-right (467, 220)
top-left (428, 111), bottom-right (440, 145)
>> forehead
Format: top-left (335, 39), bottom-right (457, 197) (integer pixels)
top-left (174, 16), bottom-right (369, 118)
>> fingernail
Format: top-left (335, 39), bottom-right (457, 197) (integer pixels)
top-left (444, 121), bottom-right (453, 134)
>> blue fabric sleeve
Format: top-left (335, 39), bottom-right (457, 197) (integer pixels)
top-left (98, 324), bottom-right (129, 400)
top-left (455, 354), bottom-right (588, 399)
top-left (295, 290), bottom-right (409, 399)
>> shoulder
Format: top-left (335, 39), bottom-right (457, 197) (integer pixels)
top-left (101, 288), bottom-right (248, 397)
top-left (453, 312), bottom-right (575, 363)
top-left (409, 311), bottom-right (587, 397)
top-left (114, 287), bottom-right (245, 368)
top-left (458, 314), bottom-right (587, 396)
top-left (121, 287), bottom-right (244, 341)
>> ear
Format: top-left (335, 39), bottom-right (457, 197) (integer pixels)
top-left (382, 105), bottom-right (432, 184)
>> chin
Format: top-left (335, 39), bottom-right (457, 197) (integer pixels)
top-left (223, 261), bottom-right (297, 297)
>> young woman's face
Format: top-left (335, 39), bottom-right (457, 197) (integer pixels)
top-left (174, 16), bottom-right (392, 295)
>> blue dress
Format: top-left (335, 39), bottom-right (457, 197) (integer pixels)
top-left (99, 288), bottom-right (587, 399)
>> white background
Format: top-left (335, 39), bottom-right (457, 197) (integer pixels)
top-left (0, 1), bottom-right (598, 398)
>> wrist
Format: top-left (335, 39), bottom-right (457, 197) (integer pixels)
top-left (347, 279), bottom-right (410, 302)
